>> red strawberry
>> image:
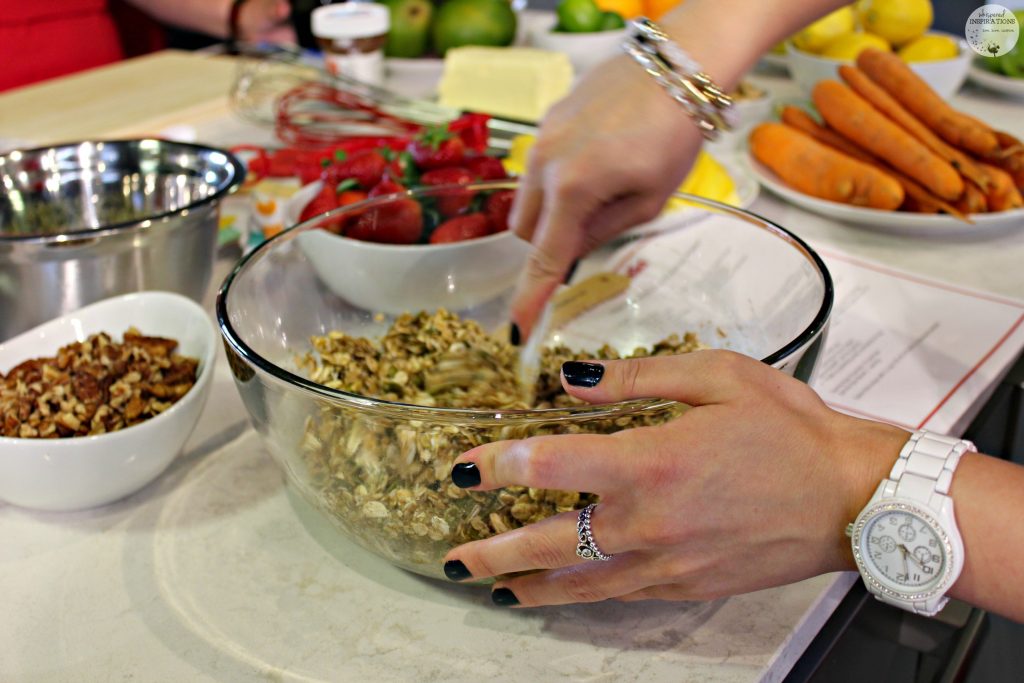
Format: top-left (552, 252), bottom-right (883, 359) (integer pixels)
top-left (408, 127), bottom-right (465, 170)
top-left (484, 189), bottom-right (515, 233)
top-left (464, 155), bottom-right (508, 181)
top-left (384, 150), bottom-right (416, 184)
top-left (420, 167), bottom-right (475, 217)
top-left (332, 189), bottom-right (370, 234)
top-left (323, 149), bottom-right (388, 190)
top-left (346, 199), bottom-right (423, 244)
top-left (429, 213), bottom-right (491, 244)
top-left (369, 176), bottom-right (406, 197)
top-left (300, 184), bottom-right (343, 233)
top-left (338, 190), bottom-right (368, 207)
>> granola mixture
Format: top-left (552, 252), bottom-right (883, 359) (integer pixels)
top-left (1, 329), bottom-right (199, 439)
top-left (298, 309), bottom-right (703, 573)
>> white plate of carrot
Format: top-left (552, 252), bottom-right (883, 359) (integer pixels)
top-left (746, 48), bottom-right (1024, 238)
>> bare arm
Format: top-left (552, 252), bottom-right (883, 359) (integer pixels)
top-left (125, 0), bottom-right (294, 43)
top-left (444, 352), bottom-right (1024, 623)
top-left (945, 452), bottom-right (1024, 618)
top-left (509, 0), bottom-right (852, 337)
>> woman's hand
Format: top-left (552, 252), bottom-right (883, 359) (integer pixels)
top-left (508, 55), bottom-right (703, 339)
top-left (442, 351), bottom-right (906, 606)
top-left (236, 0), bottom-right (295, 44)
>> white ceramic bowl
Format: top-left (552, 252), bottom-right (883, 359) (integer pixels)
top-left (284, 181), bottom-right (532, 315)
top-left (0, 292), bottom-right (217, 511)
top-left (785, 34), bottom-right (971, 100)
top-left (528, 15), bottom-right (626, 74)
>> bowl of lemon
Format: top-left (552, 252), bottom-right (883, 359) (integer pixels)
top-left (784, 0), bottom-right (970, 99)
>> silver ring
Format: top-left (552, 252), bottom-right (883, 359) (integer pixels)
top-left (576, 504), bottom-right (613, 561)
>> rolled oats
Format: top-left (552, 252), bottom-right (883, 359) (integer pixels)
top-left (298, 309), bottom-right (703, 572)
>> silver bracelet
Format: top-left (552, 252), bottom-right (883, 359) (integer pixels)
top-left (621, 17), bottom-right (734, 140)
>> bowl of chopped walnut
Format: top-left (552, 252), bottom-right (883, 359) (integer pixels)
top-left (0, 291), bottom-right (217, 511)
top-left (217, 181), bottom-right (833, 579)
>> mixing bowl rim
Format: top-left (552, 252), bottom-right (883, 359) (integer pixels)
top-left (215, 184), bottom-right (834, 419)
top-left (0, 138), bottom-right (246, 244)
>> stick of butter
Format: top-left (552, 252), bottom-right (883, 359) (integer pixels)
top-left (438, 47), bottom-right (574, 123)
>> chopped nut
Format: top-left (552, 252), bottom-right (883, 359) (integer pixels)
top-left (0, 328), bottom-right (198, 439)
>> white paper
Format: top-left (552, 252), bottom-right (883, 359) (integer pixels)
top-left (558, 220), bottom-right (1024, 439)
top-left (810, 248), bottom-right (1024, 435)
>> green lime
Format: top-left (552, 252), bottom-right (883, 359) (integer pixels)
top-left (432, 0), bottom-right (517, 56)
top-left (599, 10), bottom-right (626, 31)
top-left (382, 0), bottom-right (433, 58)
top-left (556, 0), bottom-right (603, 33)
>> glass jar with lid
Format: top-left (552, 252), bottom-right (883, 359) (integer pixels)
top-left (311, 3), bottom-right (390, 86)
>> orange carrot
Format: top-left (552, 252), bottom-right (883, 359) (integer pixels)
top-left (781, 106), bottom-right (873, 162)
top-left (978, 162), bottom-right (1024, 212)
top-left (812, 80), bottom-right (964, 201)
top-left (856, 49), bottom-right (999, 157)
top-left (779, 105), bottom-right (970, 221)
top-left (837, 64), bottom-right (991, 191)
top-left (985, 132), bottom-right (1024, 191)
top-left (954, 181), bottom-right (987, 215)
top-left (750, 123), bottom-right (903, 209)
top-left (993, 131), bottom-right (1024, 156)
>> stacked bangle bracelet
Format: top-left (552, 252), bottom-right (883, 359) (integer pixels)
top-left (622, 17), bottom-right (734, 140)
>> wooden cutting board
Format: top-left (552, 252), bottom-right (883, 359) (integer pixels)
top-left (0, 50), bottom-right (238, 145)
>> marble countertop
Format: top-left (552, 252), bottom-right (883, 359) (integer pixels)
top-left (1, 358), bottom-right (854, 681)
top-left (1, 50), bottom-right (1022, 683)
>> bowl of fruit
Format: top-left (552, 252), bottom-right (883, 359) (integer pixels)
top-left (291, 180), bottom-right (528, 315)
top-left (785, 1), bottom-right (970, 99)
top-left (529, 0), bottom-right (631, 73)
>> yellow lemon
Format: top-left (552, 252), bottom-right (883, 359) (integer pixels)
top-left (857, 0), bottom-right (932, 47)
top-left (669, 152), bottom-right (739, 209)
top-left (898, 33), bottom-right (958, 62)
top-left (821, 31), bottom-right (891, 60)
top-left (502, 134), bottom-right (534, 176)
top-left (791, 6), bottom-right (856, 54)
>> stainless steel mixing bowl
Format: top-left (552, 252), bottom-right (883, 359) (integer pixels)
top-left (0, 139), bottom-right (245, 340)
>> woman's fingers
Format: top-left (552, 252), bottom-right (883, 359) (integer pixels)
top-left (445, 504), bottom-right (624, 580)
top-left (561, 349), bottom-right (764, 407)
top-left (453, 432), bottom-right (630, 495)
top-left (489, 552), bottom-right (659, 607)
top-left (613, 583), bottom-right (698, 603)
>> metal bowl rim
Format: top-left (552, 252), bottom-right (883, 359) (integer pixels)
top-left (0, 138), bottom-right (246, 244)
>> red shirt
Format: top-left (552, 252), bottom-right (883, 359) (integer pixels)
top-left (0, 1), bottom-right (124, 92)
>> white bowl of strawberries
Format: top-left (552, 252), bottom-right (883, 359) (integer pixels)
top-left (281, 129), bottom-right (531, 313)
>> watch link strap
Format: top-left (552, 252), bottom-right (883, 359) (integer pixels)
top-left (882, 431), bottom-right (976, 505)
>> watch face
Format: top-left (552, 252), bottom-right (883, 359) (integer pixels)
top-left (860, 508), bottom-right (947, 591)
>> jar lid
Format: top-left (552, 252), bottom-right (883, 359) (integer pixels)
top-left (311, 4), bottom-right (390, 39)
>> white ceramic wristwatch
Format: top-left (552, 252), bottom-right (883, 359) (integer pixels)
top-left (847, 430), bottom-right (975, 617)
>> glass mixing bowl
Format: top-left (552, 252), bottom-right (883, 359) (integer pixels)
top-left (217, 181), bottom-right (833, 579)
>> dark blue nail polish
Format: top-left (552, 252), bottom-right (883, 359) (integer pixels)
top-left (562, 361), bottom-right (604, 387)
top-left (564, 259), bottom-right (580, 284)
top-left (491, 587), bottom-right (519, 606)
top-left (451, 462), bottom-right (481, 488)
top-left (444, 560), bottom-right (473, 581)
top-left (509, 322), bottom-right (521, 346)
